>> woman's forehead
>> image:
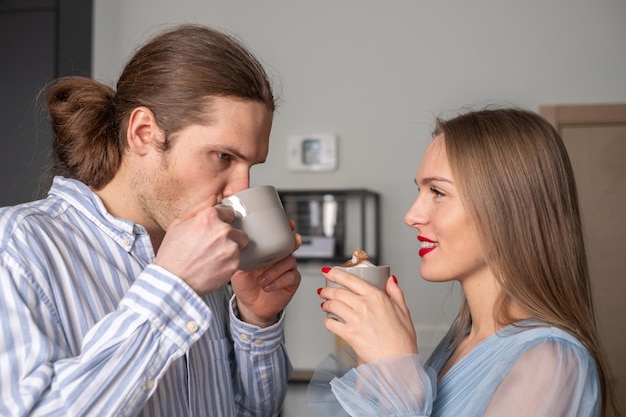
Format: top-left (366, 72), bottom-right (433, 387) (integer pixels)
top-left (418, 135), bottom-right (449, 175)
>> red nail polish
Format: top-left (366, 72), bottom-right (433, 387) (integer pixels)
top-left (321, 267), bottom-right (331, 273)
top-left (316, 287), bottom-right (322, 295)
top-left (320, 301), bottom-right (325, 309)
top-left (392, 275), bottom-right (398, 284)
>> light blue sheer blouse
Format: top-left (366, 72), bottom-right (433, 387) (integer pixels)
top-left (308, 323), bottom-right (601, 416)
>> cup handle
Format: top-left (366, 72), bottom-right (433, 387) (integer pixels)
top-left (215, 203), bottom-right (240, 224)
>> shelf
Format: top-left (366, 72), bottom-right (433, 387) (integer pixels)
top-left (288, 369), bottom-right (314, 383)
top-left (278, 188), bottom-right (381, 264)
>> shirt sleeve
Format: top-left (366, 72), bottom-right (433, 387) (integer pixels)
top-left (229, 295), bottom-right (292, 417)
top-left (307, 346), bottom-right (436, 417)
top-left (306, 335), bottom-right (601, 417)
top-left (0, 262), bottom-right (213, 416)
top-left (483, 339), bottom-right (601, 417)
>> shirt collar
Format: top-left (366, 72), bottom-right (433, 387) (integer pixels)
top-left (48, 176), bottom-right (145, 252)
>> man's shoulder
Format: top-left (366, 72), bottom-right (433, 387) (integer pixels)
top-left (0, 197), bottom-right (68, 250)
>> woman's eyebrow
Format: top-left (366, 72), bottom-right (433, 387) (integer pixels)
top-left (416, 176), bottom-right (453, 186)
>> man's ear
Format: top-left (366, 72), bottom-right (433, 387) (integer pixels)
top-left (126, 106), bottom-right (161, 156)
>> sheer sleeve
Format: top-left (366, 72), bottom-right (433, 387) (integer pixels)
top-left (483, 339), bottom-right (601, 417)
top-left (307, 327), bottom-right (601, 417)
top-left (307, 346), bottom-right (437, 417)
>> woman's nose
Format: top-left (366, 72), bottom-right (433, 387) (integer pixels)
top-left (404, 195), bottom-right (426, 228)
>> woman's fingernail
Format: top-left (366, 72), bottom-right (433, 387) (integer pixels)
top-left (392, 275), bottom-right (398, 284)
top-left (321, 267), bottom-right (331, 273)
top-left (316, 287), bottom-right (322, 295)
top-left (320, 301), bottom-right (325, 309)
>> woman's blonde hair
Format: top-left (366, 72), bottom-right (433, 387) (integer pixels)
top-left (435, 107), bottom-right (617, 416)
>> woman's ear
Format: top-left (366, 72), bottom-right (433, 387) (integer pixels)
top-left (126, 106), bottom-right (161, 155)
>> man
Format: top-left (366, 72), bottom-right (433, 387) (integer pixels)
top-left (0, 24), bottom-right (300, 416)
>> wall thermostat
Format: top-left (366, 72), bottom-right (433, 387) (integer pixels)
top-left (287, 133), bottom-right (337, 172)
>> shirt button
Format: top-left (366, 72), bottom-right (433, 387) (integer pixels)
top-left (146, 379), bottom-right (155, 390)
top-left (186, 321), bottom-right (199, 333)
top-left (123, 237), bottom-right (131, 247)
top-left (133, 225), bottom-right (140, 234)
top-left (254, 339), bottom-right (264, 346)
top-left (260, 373), bottom-right (268, 381)
top-left (239, 334), bottom-right (250, 342)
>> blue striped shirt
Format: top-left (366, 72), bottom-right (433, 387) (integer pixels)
top-left (0, 177), bottom-right (291, 416)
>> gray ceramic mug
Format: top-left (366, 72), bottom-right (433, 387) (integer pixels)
top-left (326, 264), bottom-right (390, 321)
top-left (219, 186), bottom-right (295, 271)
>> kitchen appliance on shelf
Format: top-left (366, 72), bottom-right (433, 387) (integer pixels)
top-left (278, 189), bottom-right (380, 265)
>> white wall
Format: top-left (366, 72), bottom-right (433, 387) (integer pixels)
top-left (92, 1), bottom-right (626, 414)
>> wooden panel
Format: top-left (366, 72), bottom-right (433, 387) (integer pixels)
top-left (540, 104), bottom-right (626, 127)
top-left (540, 104), bottom-right (626, 410)
top-left (561, 125), bottom-right (626, 387)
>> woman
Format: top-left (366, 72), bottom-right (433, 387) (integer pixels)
top-left (309, 108), bottom-right (618, 416)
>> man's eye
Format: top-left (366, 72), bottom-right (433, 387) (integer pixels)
top-left (217, 152), bottom-right (233, 161)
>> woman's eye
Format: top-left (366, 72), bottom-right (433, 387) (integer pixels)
top-left (430, 187), bottom-right (445, 197)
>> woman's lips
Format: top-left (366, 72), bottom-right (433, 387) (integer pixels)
top-left (418, 235), bottom-right (437, 257)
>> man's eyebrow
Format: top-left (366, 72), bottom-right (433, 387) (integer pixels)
top-left (218, 146), bottom-right (246, 160)
top-left (216, 145), bottom-right (266, 163)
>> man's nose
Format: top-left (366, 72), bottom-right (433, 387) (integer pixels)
top-left (222, 174), bottom-right (250, 199)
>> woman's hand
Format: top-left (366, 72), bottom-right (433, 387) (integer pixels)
top-left (319, 267), bottom-right (418, 363)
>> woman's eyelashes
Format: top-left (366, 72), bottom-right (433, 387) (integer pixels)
top-left (431, 186), bottom-right (445, 197)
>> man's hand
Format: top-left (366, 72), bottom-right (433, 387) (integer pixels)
top-left (154, 200), bottom-right (248, 296)
top-left (231, 222), bottom-right (302, 327)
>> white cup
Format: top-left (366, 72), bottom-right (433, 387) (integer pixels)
top-left (325, 264), bottom-right (390, 321)
top-left (219, 186), bottom-right (295, 271)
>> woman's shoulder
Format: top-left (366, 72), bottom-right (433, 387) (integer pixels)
top-left (499, 321), bottom-right (583, 343)
top-left (481, 322), bottom-right (598, 394)
top-left (495, 321), bottom-right (593, 362)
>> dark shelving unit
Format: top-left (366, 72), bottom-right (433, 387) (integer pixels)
top-left (278, 188), bottom-right (381, 265)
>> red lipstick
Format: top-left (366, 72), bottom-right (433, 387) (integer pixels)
top-left (417, 235), bottom-right (437, 257)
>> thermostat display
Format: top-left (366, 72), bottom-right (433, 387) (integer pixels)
top-left (287, 134), bottom-right (337, 171)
